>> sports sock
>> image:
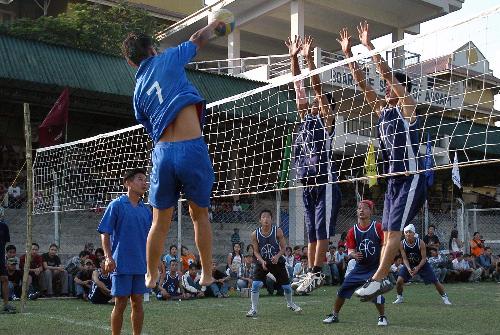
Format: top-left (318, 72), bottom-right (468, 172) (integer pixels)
top-left (332, 311), bottom-right (339, 317)
top-left (251, 281), bottom-right (263, 311)
top-left (282, 284), bottom-right (293, 305)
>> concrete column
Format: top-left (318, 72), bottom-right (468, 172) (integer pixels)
top-left (228, 28), bottom-right (241, 75)
top-left (392, 27), bottom-right (405, 71)
top-left (290, 0), bottom-right (304, 38)
top-left (288, 158), bottom-right (305, 247)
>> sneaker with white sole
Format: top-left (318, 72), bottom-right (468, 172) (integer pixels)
top-left (377, 315), bottom-right (388, 326)
top-left (288, 303), bottom-right (302, 313)
top-left (354, 278), bottom-right (393, 300)
top-left (442, 295), bottom-right (452, 305)
top-left (246, 309), bottom-right (257, 317)
top-left (393, 295), bottom-right (404, 304)
top-left (323, 314), bottom-right (339, 324)
top-left (296, 272), bottom-right (322, 294)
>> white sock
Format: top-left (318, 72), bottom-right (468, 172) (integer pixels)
top-left (251, 291), bottom-right (259, 311)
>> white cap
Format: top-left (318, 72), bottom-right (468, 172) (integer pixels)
top-left (403, 224), bottom-right (416, 233)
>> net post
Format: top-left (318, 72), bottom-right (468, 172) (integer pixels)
top-left (472, 205), bottom-right (478, 234)
top-left (276, 190), bottom-right (281, 227)
top-left (52, 170), bottom-right (60, 248)
top-left (20, 103), bottom-right (33, 313)
top-left (177, 199), bottom-right (182, 272)
top-left (424, 199), bottom-right (429, 236)
top-left (456, 198), bottom-right (465, 242)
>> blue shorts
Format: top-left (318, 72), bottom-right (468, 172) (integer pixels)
top-left (111, 274), bottom-right (147, 297)
top-left (303, 182), bottom-right (341, 242)
top-left (149, 137), bottom-right (214, 209)
top-left (398, 262), bottom-right (437, 284)
top-left (337, 265), bottom-right (384, 304)
top-left (382, 174), bottom-right (426, 231)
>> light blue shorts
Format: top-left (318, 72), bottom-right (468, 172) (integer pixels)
top-left (149, 137), bottom-right (215, 209)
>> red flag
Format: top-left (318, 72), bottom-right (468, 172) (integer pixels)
top-left (39, 88), bottom-right (69, 147)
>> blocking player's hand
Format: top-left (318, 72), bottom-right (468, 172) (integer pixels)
top-left (271, 255), bottom-right (280, 264)
top-left (260, 259), bottom-right (268, 271)
top-left (104, 257), bottom-right (116, 274)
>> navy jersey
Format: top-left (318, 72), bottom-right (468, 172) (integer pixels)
top-left (293, 113), bottom-right (338, 184)
top-left (256, 226), bottom-right (281, 262)
top-left (133, 41), bottom-right (205, 143)
top-left (353, 220), bottom-right (382, 268)
top-left (403, 238), bottom-right (423, 268)
top-left (88, 269), bottom-right (112, 303)
top-left (162, 273), bottom-right (180, 295)
top-left (377, 106), bottom-right (422, 174)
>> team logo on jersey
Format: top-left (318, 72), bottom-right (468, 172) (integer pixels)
top-left (260, 244), bottom-right (276, 260)
top-left (296, 128), bottom-right (317, 159)
top-left (408, 252), bottom-right (419, 264)
top-left (358, 238), bottom-right (376, 257)
top-left (379, 121), bottom-right (395, 149)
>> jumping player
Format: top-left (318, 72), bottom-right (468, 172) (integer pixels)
top-left (286, 35), bottom-right (341, 294)
top-left (393, 224), bottom-right (451, 305)
top-left (337, 22), bottom-right (426, 299)
top-left (246, 209), bottom-right (301, 317)
top-left (98, 168), bottom-right (152, 335)
top-left (122, 20), bottom-right (227, 288)
top-left (323, 200), bottom-right (388, 326)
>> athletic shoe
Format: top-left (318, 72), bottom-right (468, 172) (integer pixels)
top-left (2, 304), bottom-right (16, 314)
top-left (377, 316), bottom-right (388, 326)
top-left (442, 295), bottom-right (452, 305)
top-left (246, 309), bottom-right (257, 317)
top-left (288, 303), bottom-right (302, 313)
top-left (393, 295), bottom-right (404, 304)
top-left (11, 295), bottom-right (20, 301)
top-left (354, 278), bottom-right (393, 300)
top-left (296, 272), bottom-right (322, 294)
top-left (322, 314), bottom-right (339, 324)
top-left (28, 291), bottom-right (40, 300)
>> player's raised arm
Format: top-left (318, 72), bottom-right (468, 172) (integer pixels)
top-left (337, 27), bottom-right (382, 115)
top-left (301, 35), bottom-right (335, 134)
top-left (357, 21), bottom-right (416, 121)
top-left (189, 20), bottom-right (225, 50)
top-left (286, 35), bottom-right (308, 120)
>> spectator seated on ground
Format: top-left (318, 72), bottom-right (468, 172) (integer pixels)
top-left (326, 245), bottom-right (339, 285)
top-left (88, 260), bottom-right (112, 304)
top-left (427, 248), bottom-right (447, 283)
top-left (163, 245), bottom-right (178, 270)
top-left (42, 244), bottom-right (69, 297)
top-left (389, 256), bottom-right (403, 284)
top-left (237, 253), bottom-right (255, 290)
top-left (477, 247), bottom-right (495, 280)
top-left (334, 245), bottom-right (349, 283)
top-left (423, 225), bottom-right (441, 255)
top-left (5, 245), bottom-right (19, 270)
top-left (65, 251), bottom-right (90, 296)
top-left (19, 243), bottom-right (44, 296)
top-left (448, 229), bottom-right (464, 256)
top-left (82, 243), bottom-right (97, 262)
top-left (292, 255), bottom-right (308, 286)
top-left (226, 242), bottom-right (243, 289)
top-left (181, 263), bottom-right (205, 298)
top-left (467, 254), bottom-right (485, 280)
top-left (292, 246), bottom-right (302, 263)
top-left (284, 247), bottom-right (295, 281)
top-left (157, 260), bottom-right (186, 300)
top-left (209, 261), bottom-right (229, 298)
top-left (469, 232), bottom-right (485, 257)
top-left (444, 253), bottom-right (459, 283)
top-left (94, 248), bottom-right (105, 264)
top-left (180, 246), bottom-right (196, 273)
top-left (452, 252), bottom-right (481, 282)
top-left (6, 258), bottom-right (23, 301)
top-left (74, 259), bottom-right (95, 300)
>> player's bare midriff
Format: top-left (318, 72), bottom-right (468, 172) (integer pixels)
top-left (158, 104), bottom-right (202, 142)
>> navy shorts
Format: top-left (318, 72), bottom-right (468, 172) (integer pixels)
top-left (382, 174), bottom-right (426, 231)
top-left (398, 262), bottom-right (437, 284)
top-left (149, 137), bottom-right (214, 209)
top-left (89, 289), bottom-right (112, 304)
top-left (303, 182), bottom-right (341, 242)
top-left (337, 265), bottom-right (385, 304)
top-left (111, 274), bottom-right (147, 297)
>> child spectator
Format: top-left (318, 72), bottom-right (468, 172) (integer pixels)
top-left (65, 251), bottom-right (90, 296)
top-left (284, 247), bottom-right (295, 280)
top-left (428, 248), bottom-right (447, 283)
top-left (6, 258), bottom-right (22, 300)
top-left (180, 246), bottom-right (196, 273)
top-left (181, 263), bottom-right (205, 298)
top-left (326, 245), bottom-right (339, 285)
top-left (74, 259), bottom-right (95, 300)
top-left (162, 245), bottom-right (178, 269)
top-left (88, 260), bottom-right (112, 304)
top-left (237, 254), bottom-right (255, 290)
top-left (292, 246), bottom-right (302, 263)
top-left (158, 260), bottom-right (185, 300)
top-left (209, 261), bottom-right (229, 298)
top-left (292, 255), bottom-right (308, 285)
top-left (5, 245), bottom-right (19, 270)
top-left (389, 256), bottom-right (403, 284)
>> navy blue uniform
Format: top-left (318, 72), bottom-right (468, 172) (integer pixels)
top-left (377, 106), bottom-right (426, 231)
top-left (338, 220), bottom-right (385, 304)
top-left (293, 113), bottom-right (341, 242)
top-left (399, 238), bottom-right (437, 284)
top-left (88, 269), bottom-right (112, 304)
top-left (161, 273), bottom-right (181, 298)
top-left (253, 226), bottom-right (289, 285)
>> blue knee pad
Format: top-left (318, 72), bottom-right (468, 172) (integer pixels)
top-left (281, 284), bottom-right (292, 294)
top-left (251, 280), bottom-right (264, 293)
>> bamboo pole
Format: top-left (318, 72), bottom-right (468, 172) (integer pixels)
top-left (20, 103), bottom-right (34, 312)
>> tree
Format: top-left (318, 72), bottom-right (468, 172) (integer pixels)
top-left (0, 1), bottom-right (167, 56)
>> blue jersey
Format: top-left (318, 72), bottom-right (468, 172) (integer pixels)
top-left (377, 106), bottom-right (422, 175)
top-left (353, 220), bottom-right (382, 268)
top-left (294, 113), bottom-right (338, 184)
top-left (133, 41), bottom-right (205, 143)
top-left (97, 195), bottom-right (152, 274)
top-left (403, 238), bottom-right (423, 268)
top-left (88, 269), bottom-right (112, 303)
top-left (256, 226), bottom-right (281, 262)
top-left (162, 272), bottom-right (180, 295)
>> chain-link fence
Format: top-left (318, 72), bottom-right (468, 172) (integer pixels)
top-left (466, 207), bottom-right (500, 254)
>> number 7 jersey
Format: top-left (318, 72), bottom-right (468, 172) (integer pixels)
top-left (133, 40), bottom-right (205, 143)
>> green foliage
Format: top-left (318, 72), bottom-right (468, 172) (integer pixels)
top-left (0, 1), bottom-right (167, 56)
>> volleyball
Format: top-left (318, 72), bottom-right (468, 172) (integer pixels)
top-left (211, 8), bottom-right (235, 37)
